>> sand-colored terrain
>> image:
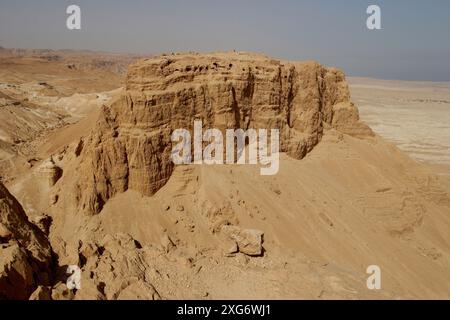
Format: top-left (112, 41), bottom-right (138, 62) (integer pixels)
top-left (349, 77), bottom-right (450, 174)
top-left (0, 49), bottom-right (132, 183)
top-left (1, 50), bottom-right (449, 300)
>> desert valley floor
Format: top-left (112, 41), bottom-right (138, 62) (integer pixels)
top-left (0, 48), bottom-right (449, 300)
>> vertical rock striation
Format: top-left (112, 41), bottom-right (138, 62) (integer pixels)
top-left (75, 52), bottom-right (372, 215)
top-left (0, 183), bottom-right (53, 299)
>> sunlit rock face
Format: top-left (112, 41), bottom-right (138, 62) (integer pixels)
top-left (75, 52), bottom-right (371, 215)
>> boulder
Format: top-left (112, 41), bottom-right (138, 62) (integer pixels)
top-left (221, 225), bottom-right (264, 256)
top-left (37, 158), bottom-right (62, 187)
top-left (51, 282), bottom-right (74, 300)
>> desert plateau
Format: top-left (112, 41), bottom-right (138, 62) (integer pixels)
top-left (0, 47), bottom-right (449, 301)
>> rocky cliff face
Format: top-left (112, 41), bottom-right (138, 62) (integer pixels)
top-left (75, 52), bottom-right (371, 215)
top-left (0, 183), bottom-right (53, 299)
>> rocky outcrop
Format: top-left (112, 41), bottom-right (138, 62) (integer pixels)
top-left (29, 285), bottom-right (52, 300)
top-left (221, 225), bottom-right (264, 256)
top-left (75, 52), bottom-right (372, 215)
top-left (70, 234), bottom-right (161, 300)
top-left (0, 183), bottom-right (53, 299)
top-left (37, 158), bottom-right (63, 187)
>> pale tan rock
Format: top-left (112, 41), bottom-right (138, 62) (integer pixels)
top-left (79, 241), bottom-right (99, 260)
top-left (51, 282), bottom-right (74, 300)
top-left (221, 225), bottom-right (264, 256)
top-left (73, 52), bottom-right (371, 215)
top-left (223, 240), bottom-right (238, 255)
top-left (8, 51), bottom-right (449, 300)
top-left (37, 158), bottom-right (62, 187)
top-left (73, 277), bottom-right (106, 300)
top-left (116, 280), bottom-right (160, 300)
top-left (0, 182), bottom-right (53, 299)
top-left (50, 193), bottom-right (59, 205)
top-left (331, 102), bottom-right (374, 137)
top-left (160, 234), bottom-right (175, 253)
top-left (69, 233), bottom-right (162, 300)
top-left (102, 233), bottom-right (140, 253)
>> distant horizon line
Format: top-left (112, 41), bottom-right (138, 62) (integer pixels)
top-left (2, 45), bottom-right (449, 84)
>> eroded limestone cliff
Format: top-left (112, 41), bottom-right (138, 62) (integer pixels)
top-left (0, 183), bottom-right (53, 299)
top-left (75, 52), bottom-right (371, 215)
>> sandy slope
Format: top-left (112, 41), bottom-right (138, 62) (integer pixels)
top-left (349, 77), bottom-right (450, 169)
top-left (0, 50), bottom-right (132, 184)
top-left (87, 131), bottom-right (450, 299)
top-left (1, 51), bottom-right (449, 300)
top-left (8, 127), bottom-right (450, 299)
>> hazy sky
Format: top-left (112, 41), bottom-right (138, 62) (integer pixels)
top-left (1, 0), bottom-right (450, 81)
